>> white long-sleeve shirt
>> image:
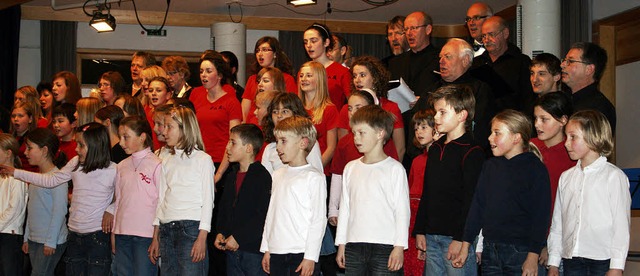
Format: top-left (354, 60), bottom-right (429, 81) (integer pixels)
top-left (261, 141), bottom-right (323, 175)
top-left (0, 176), bottom-right (27, 235)
top-left (547, 156), bottom-right (630, 270)
top-left (336, 157), bottom-right (410, 249)
top-left (156, 149), bottom-right (215, 232)
top-left (260, 164), bottom-right (326, 262)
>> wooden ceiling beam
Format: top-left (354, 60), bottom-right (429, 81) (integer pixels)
top-left (1, 0), bottom-right (32, 10)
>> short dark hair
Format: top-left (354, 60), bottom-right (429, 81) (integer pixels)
top-left (531, 53), bottom-right (561, 76)
top-left (264, 93), bottom-right (309, 143)
top-left (350, 105), bottom-right (395, 142)
top-left (75, 122), bottom-right (112, 173)
top-left (534, 92), bottom-right (572, 122)
top-left (428, 85), bottom-right (476, 130)
top-left (133, 51), bottom-right (156, 67)
top-left (386, 15), bottom-right (406, 31)
top-left (230, 123), bottom-right (264, 156)
top-left (95, 105), bottom-right (125, 134)
top-left (571, 42), bottom-right (608, 82)
top-left (120, 116), bottom-right (154, 151)
top-left (52, 103), bottom-right (77, 124)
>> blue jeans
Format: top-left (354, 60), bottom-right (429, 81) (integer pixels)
top-left (345, 242), bottom-right (403, 275)
top-left (114, 234), bottom-right (157, 276)
top-left (270, 253), bottom-right (320, 275)
top-left (28, 240), bottom-right (67, 276)
top-left (481, 242), bottom-right (529, 275)
top-left (562, 257), bottom-right (609, 276)
top-left (424, 234), bottom-right (476, 276)
top-left (226, 250), bottom-right (266, 276)
top-left (159, 220), bottom-right (208, 276)
top-left (64, 230), bottom-right (111, 276)
top-left (0, 233), bottom-right (24, 276)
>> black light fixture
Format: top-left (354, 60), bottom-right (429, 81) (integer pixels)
top-left (287, 0), bottom-right (317, 6)
top-left (90, 10), bottom-right (116, 32)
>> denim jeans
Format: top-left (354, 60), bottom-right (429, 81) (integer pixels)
top-left (270, 253), bottom-right (320, 276)
top-left (0, 233), bottom-right (23, 276)
top-left (562, 257), bottom-right (609, 276)
top-left (64, 230), bottom-right (111, 276)
top-left (226, 250), bottom-right (266, 276)
top-left (344, 242), bottom-right (403, 275)
top-left (424, 234), bottom-right (476, 276)
top-left (28, 240), bottom-right (67, 276)
top-left (481, 242), bottom-right (529, 276)
top-left (114, 234), bottom-right (157, 276)
top-left (159, 220), bottom-right (208, 276)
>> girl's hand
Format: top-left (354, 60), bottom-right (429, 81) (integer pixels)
top-left (521, 253), bottom-right (539, 276)
top-left (328, 216), bottom-right (338, 227)
top-left (295, 259), bottom-right (315, 276)
top-left (190, 230), bottom-right (208, 263)
top-left (224, 235), bottom-right (239, 251)
top-left (22, 242), bottom-right (28, 254)
top-left (101, 212), bottom-right (114, 233)
top-left (605, 269), bottom-right (623, 276)
top-left (262, 251), bottom-right (270, 274)
top-left (214, 234), bottom-right (226, 250)
top-left (538, 247), bottom-right (549, 266)
top-left (111, 232), bottom-right (116, 254)
top-left (388, 246), bottom-right (404, 271)
top-left (336, 244), bottom-right (346, 269)
top-left (43, 246), bottom-right (56, 256)
top-left (0, 164), bottom-right (15, 177)
top-left (148, 238), bottom-right (160, 264)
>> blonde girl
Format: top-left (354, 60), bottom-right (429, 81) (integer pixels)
top-left (298, 61), bottom-right (338, 175)
top-left (547, 110), bottom-right (630, 276)
top-left (15, 86), bottom-right (48, 128)
top-left (156, 106), bottom-right (215, 275)
top-left (0, 134), bottom-right (28, 276)
top-left (75, 97), bottom-right (103, 126)
top-left (140, 65), bottom-right (168, 107)
top-left (145, 77), bottom-right (174, 150)
top-left (112, 116), bottom-right (161, 275)
top-left (454, 110), bottom-right (551, 276)
top-left (11, 101), bottom-right (39, 172)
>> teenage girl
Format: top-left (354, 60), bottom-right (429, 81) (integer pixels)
top-left (52, 71), bottom-right (82, 105)
top-left (95, 105), bottom-right (130, 164)
top-left (140, 65), bottom-right (169, 107)
top-left (454, 110), bottom-right (551, 275)
top-left (0, 134), bottom-right (28, 276)
top-left (242, 36), bottom-right (297, 122)
top-left (3, 123), bottom-right (117, 275)
top-left (112, 116), bottom-right (161, 276)
top-left (11, 101), bottom-right (39, 172)
top-left (75, 97), bottom-right (103, 126)
top-left (15, 86), bottom-right (48, 128)
top-left (37, 81), bottom-right (56, 124)
top-left (298, 61), bottom-right (339, 175)
top-left (246, 67), bottom-right (287, 125)
top-left (261, 92), bottom-right (323, 174)
top-left (156, 106), bottom-right (215, 275)
top-left (304, 23), bottom-right (352, 111)
top-left (145, 77), bottom-right (174, 150)
top-left (548, 111), bottom-right (630, 276)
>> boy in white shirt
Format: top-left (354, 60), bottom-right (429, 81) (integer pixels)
top-left (335, 105), bottom-right (410, 274)
top-left (260, 115), bottom-right (327, 276)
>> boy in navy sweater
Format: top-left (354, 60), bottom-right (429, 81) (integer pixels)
top-left (214, 124), bottom-right (272, 275)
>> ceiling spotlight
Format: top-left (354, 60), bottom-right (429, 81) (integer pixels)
top-left (287, 0), bottom-right (317, 6)
top-left (90, 10), bottom-right (116, 32)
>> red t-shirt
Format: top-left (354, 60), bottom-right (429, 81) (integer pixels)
top-left (37, 117), bottom-right (49, 128)
top-left (243, 73), bottom-right (297, 124)
top-left (408, 150), bottom-right (428, 199)
top-left (235, 171), bottom-right (247, 195)
top-left (59, 140), bottom-right (78, 161)
top-left (190, 88), bottom-right (242, 163)
top-left (144, 106), bottom-right (164, 151)
top-left (307, 104), bottom-right (339, 175)
top-left (325, 62), bottom-right (352, 111)
top-left (330, 132), bottom-right (399, 175)
top-left (531, 137), bottom-right (576, 211)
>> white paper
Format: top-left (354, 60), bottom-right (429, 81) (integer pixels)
top-left (387, 78), bottom-right (416, 113)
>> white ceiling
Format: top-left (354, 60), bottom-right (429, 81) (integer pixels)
top-left (26, 0), bottom-right (517, 25)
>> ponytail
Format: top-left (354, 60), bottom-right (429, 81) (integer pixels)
top-left (528, 142), bottom-right (542, 161)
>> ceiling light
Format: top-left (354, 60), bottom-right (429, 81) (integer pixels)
top-left (90, 10), bottom-right (116, 32)
top-left (287, 0), bottom-right (317, 6)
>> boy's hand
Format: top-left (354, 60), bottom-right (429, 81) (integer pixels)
top-left (522, 253), bottom-right (539, 276)
top-left (214, 234), bottom-right (226, 250)
top-left (262, 252), bottom-right (270, 273)
top-left (547, 266), bottom-right (560, 276)
top-left (111, 232), bottom-right (116, 254)
top-left (538, 246), bottom-right (548, 266)
top-left (148, 238), bottom-right (160, 264)
top-left (102, 212), bottom-right (114, 233)
top-left (416, 234), bottom-right (426, 252)
top-left (336, 244), bottom-right (346, 268)
top-left (605, 269), bottom-right (623, 276)
top-left (328, 216), bottom-right (338, 227)
top-left (22, 242), bottom-right (28, 254)
top-left (225, 235), bottom-right (239, 251)
top-left (476, 252), bottom-right (482, 264)
top-left (388, 246), bottom-right (404, 271)
top-left (295, 259), bottom-right (315, 276)
top-left (190, 230), bottom-right (207, 263)
top-left (452, 241), bottom-right (471, 268)
top-left (447, 240), bottom-right (462, 260)
top-left (43, 246), bottom-right (55, 256)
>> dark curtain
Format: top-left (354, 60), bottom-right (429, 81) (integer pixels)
top-left (0, 5), bottom-right (21, 132)
top-left (41, 21), bottom-right (78, 82)
top-left (561, 0), bottom-right (591, 55)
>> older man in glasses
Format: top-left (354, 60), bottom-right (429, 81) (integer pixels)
top-left (471, 16), bottom-right (533, 113)
top-left (466, 2), bottom-right (493, 57)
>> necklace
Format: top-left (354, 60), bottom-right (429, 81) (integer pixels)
top-left (133, 151), bottom-right (151, 172)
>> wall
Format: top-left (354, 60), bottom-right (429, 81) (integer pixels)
top-left (17, 20), bottom-right (41, 88)
top-left (593, 0), bottom-right (640, 20)
top-left (615, 61), bottom-right (640, 168)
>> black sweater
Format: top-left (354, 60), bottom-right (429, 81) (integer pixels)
top-left (462, 152), bottom-right (551, 254)
top-left (216, 162), bottom-right (272, 253)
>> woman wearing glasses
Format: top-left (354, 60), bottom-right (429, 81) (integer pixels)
top-left (98, 71), bottom-right (126, 106)
top-left (242, 36), bottom-right (297, 123)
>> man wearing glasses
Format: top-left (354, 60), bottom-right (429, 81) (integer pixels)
top-left (465, 2), bottom-right (493, 57)
top-left (562, 42), bottom-right (616, 131)
top-left (471, 16), bottom-right (533, 113)
top-left (381, 16), bottom-right (409, 67)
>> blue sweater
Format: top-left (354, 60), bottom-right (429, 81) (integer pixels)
top-left (462, 152), bottom-right (550, 254)
top-left (25, 169), bottom-right (68, 248)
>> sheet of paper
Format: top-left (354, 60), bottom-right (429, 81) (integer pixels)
top-left (387, 78), bottom-right (416, 113)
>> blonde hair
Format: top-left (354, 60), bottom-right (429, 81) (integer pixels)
top-left (10, 101), bottom-right (37, 135)
top-left (167, 106), bottom-right (205, 156)
top-left (274, 115), bottom-right (317, 152)
top-left (16, 86), bottom-right (44, 120)
top-left (0, 133), bottom-right (22, 168)
top-left (141, 65), bottom-right (168, 106)
top-left (298, 61), bottom-right (331, 124)
top-left (76, 97), bottom-right (103, 126)
top-left (568, 110), bottom-right (613, 157)
top-left (491, 110), bottom-right (541, 159)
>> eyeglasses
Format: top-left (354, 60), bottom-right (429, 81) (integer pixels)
top-left (561, 58), bottom-right (589, 65)
top-left (255, 48), bottom-right (273, 53)
top-left (97, 83), bottom-right (110, 88)
top-left (481, 29), bottom-right (505, 40)
top-left (403, 25), bottom-right (427, 33)
top-left (387, 31), bottom-right (405, 38)
top-left (465, 15), bottom-right (489, 23)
